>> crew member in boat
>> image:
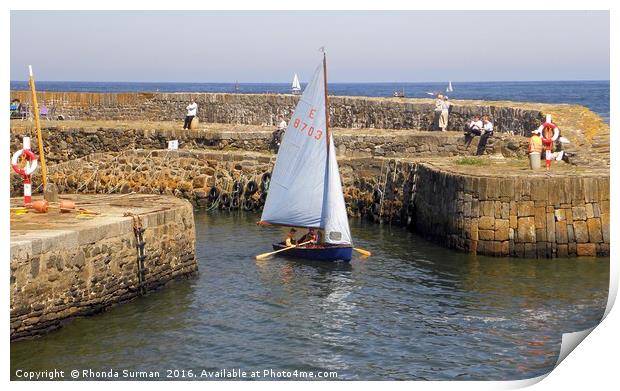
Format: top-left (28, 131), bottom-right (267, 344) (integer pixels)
top-left (285, 228), bottom-right (297, 247)
top-left (299, 228), bottom-right (320, 247)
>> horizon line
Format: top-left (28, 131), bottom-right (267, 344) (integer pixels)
top-left (10, 79), bottom-right (611, 84)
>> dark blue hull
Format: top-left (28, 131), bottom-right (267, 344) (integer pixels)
top-left (272, 243), bottom-right (352, 262)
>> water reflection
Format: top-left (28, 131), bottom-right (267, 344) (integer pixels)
top-left (11, 211), bottom-right (608, 380)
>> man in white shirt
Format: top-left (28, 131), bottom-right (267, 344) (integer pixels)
top-left (433, 94), bottom-right (444, 130)
top-left (465, 115), bottom-right (483, 136)
top-left (271, 115), bottom-right (288, 152)
top-left (476, 116), bottom-right (494, 155)
top-left (183, 99), bottom-right (198, 129)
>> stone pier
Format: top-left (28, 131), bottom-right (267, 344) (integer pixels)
top-left (10, 194), bottom-right (197, 340)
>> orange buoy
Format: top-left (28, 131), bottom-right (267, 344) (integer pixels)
top-left (31, 200), bottom-right (49, 213)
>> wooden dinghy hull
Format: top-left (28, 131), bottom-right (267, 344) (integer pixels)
top-left (272, 243), bottom-right (353, 262)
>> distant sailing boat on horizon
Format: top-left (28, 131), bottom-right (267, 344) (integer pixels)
top-left (291, 73), bottom-right (301, 95)
top-left (446, 81), bottom-right (454, 93)
top-left (256, 52), bottom-right (370, 262)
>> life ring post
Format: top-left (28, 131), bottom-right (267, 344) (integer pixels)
top-left (11, 136), bottom-right (39, 207)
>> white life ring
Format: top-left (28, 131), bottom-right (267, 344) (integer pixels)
top-left (11, 149), bottom-right (38, 176)
top-left (536, 122), bottom-right (560, 141)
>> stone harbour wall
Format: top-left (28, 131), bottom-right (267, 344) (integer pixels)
top-left (411, 165), bottom-right (610, 257)
top-left (9, 125), bottom-right (529, 166)
top-left (10, 196), bottom-right (197, 340)
top-left (10, 91), bottom-right (544, 135)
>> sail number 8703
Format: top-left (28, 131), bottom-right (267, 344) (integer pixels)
top-left (291, 107), bottom-right (323, 140)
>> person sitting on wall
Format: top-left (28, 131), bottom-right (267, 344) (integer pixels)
top-left (476, 116), bottom-right (494, 156)
top-left (270, 115), bottom-right (288, 152)
top-left (285, 228), bottom-right (297, 247)
top-left (464, 115), bottom-right (483, 136)
top-left (183, 99), bottom-right (198, 129)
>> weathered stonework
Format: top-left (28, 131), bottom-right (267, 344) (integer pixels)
top-left (9, 122), bottom-right (529, 167)
top-left (10, 194), bottom-right (197, 340)
top-left (10, 91), bottom-right (544, 135)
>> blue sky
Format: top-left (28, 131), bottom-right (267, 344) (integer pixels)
top-left (10, 10), bottom-right (610, 82)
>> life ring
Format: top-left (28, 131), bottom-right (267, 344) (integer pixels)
top-left (537, 122), bottom-right (560, 141)
top-left (245, 180), bottom-right (258, 195)
top-left (11, 149), bottom-right (38, 177)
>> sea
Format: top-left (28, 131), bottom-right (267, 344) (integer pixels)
top-left (10, 80), bottom-right (610, 124)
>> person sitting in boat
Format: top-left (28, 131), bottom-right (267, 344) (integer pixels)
top-left (298, 228), bottom-right (319, 247)
top-left (285, 228), bottom-right (297, 247)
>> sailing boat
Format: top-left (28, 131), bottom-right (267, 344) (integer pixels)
top-left (258, 54), bottom-right (354, 262)
top-left (446, 81), bottom-right (454, 93)
top-left (291, 73), bottom-right (301, 95)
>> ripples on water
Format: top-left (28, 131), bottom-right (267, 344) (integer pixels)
top-left (11, 211), bottom-right (608, 380)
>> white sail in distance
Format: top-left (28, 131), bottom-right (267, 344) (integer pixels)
top-left (446, 81), bottom-right (453, 93)
top-left (292, 73), bottom-right (301, 92)
top-left (261, 61), bottom-right (351, 245)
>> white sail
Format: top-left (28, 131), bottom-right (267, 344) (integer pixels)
top-left (446, 81), bottom-right (453, 92)
top-left (292, 73), bottom-right (301, 91)
top-left (261, 61), bottom-right (352, 245)
top-left (262, 64), bottom-right (327, 228)
top-left (322, 134), bottom-right (352, 245)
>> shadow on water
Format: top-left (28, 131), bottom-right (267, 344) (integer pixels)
top-left (11, 211), bottom-right (609, 381)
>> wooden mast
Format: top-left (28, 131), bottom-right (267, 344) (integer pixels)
top-left (323, 50), bottom-right (330, 154)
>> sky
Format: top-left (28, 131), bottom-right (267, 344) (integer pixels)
top-left (10, 10), bottom-right (610, 83)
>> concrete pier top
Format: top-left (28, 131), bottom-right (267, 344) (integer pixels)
top-left (10, 193), bottom-right (192, 260)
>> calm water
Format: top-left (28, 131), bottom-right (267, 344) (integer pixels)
top-left (10, 80), bottom-right (610, 123)
top-left (11, 212), bottom-right (608, 380)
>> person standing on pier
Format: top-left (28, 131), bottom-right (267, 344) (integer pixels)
top-left (271, 115), bottom-right (288, 152)
top-left (439, 95), bottom-right (451, 132)
top-left (183, 99), bottom-right (198, 129)
top-left (433, 94), bottom-right (444, 130)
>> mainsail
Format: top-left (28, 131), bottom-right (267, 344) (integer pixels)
top-left (292, 73), bottom-right (301, 92)
top-left (261, 61), bottom-right (352, 245)
top-left (446, 81), bottom-right (454, 93)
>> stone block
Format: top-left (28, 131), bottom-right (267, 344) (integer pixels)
top-left (479, 230), bottom-right (495, 241)
top-left (500, 202), bottom-right (510, 219)
top-left (509, 215), bottom-right (518, 229)
top-left (495, 220), bottom-right (510, 241)
top-left (479, 216), bottom-right (495, 230)
top-left (480, 201), bottom-right (495, 217)
top-left (601, 212), bottom-right (610, 243)
top-left (536, 228), bottom-right (546, 242)
top-left (524, 243), bottom-right (536, 258)
top-left (555, 221), bottom-right (568, 244)
top-left (546, 212), bottom-right (556, 243)
top-left (517, 217), bottom-right (536, 243)
top-left (554, 209), bottom-right (566, 222)
top-left (573, 221), bottom-right (589, 243)
top-left (576, 243), bottom-right (596, 257)
top-left (585, 203), bottom-right (594, 219)
top-left (572, 206), bottom-right (587, 221)
top-left (517, 201), bottom-right (534, 217)
top-left (587, 218), bottom-right (603, 243)
top-left (535, 207), bottom-right (546, 229)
